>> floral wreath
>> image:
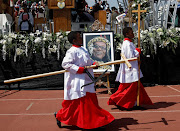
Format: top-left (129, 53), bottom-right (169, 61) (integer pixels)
top-left (87, 36), bottom-right (111, 56)
top-left (57, 0), bottom-right (65, 9)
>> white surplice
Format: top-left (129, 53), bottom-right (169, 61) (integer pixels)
top-left (62, 46), bottom-right (96, 100)
top-left (115, 39), bottom-right (143, 83)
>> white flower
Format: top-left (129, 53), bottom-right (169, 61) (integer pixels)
top-left (163, 40), bottom-right (170, 47)
top-left (35, 30), bottom-right (41, 35)
top-left (19, 34), bottom-right (24, 39)
top-left (64, 36), bottom-right (68, 40)
top-left (7, 38), bottom-right (12, 43)
top-left (3, 35), bottom-right (8, 39)
top-left (159, 6), bottom-right (163, 11)
top-left (43, 37), bottom-right (47, 41)
top-left (9, 33), bottom-right (17, 39)
top-left (66, 31), bottom-right (70, 35)
top-left (2, 44), bottom-right (6, 51)
top-left (42, 32), bottom-right (48, 37)
top-left (132, 3), bottom-right (136, 8)
top-left (140, 33), bottom-right (145, 39)
top-left (16, 48), bottom-right (24, 55)
top-left (30, 33), bottom-right (34, 40)
top-left (22, 40), bottom-right (26, 44)
top-left (158, 32), bottom-right (164, 36)
top-left (152, 28), bottom-right (156, 32)
top-left (30, 33), bottom-right (34, 37)
top-left (13, 34), bottom-right (17, 39)
top-left (168, 29), bottom-right (173, 33)
top-left (175, 27), bottom-right (180, 32)
top-left (157, 28), bottom-right (163, 32)
top-left (2, 40), bottom-right (7, 44)
top-left (56, 39), bottom-right (60, 43)
top-left (150, 38), bottom-right (154, 43)
top-left (143, 39), bottom-right (148, 42)
top-left (34, 37), bottom-right (42, 43)
top-left (49, 38), bottom-right (52, 41)
top-left (116, 43), bottom-right (122, 50)
top-left (59, 35), bottom-right (63, 39)
top-left (144, 30), bottom-right (148, 34)
top-left (0, 40), bottom-right (3, 44)
top-left (56, 32), bottom-right (61, 37)
top-left (148, 33), bottom-right (153, 37)
top-left (48, 45), bottom-right (57, 53)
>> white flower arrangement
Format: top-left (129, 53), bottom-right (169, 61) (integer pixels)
top-left (0, 28), bottom-right (179, 62)
top-left (113, 27), bottom-right (180, 56)
top-left (0, 30), bottom-right (69, 62)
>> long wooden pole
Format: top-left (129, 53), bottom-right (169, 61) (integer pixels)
top-left (4, 57), bottom-right (138, 84)
top-left (137, 4), bottom-right (141, 107)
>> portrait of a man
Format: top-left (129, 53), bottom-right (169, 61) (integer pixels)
top-left (83, 32), bottom-right (114, 72)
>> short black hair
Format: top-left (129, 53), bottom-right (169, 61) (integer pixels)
top-left (68, 31), bottom-right (78, 44)
top-left (123, 27), bottom-right (133, 37)
top-left (68, 31), bottom-right (81, 44)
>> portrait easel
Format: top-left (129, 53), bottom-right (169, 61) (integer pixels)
top-left (94, 72), bottom-right (112, 95)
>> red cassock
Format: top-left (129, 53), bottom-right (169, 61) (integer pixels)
top-left (56, 92), bottom-right (115, 129)
top-left (107, 82), bottom-right (153, 109)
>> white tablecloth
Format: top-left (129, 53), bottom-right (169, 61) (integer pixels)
top-left (0, 14), bottom-right (13, 30)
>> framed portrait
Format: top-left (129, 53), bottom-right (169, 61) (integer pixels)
top-left (83, 31), bottom-right (115, 72)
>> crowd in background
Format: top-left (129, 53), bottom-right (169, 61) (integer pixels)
top-left (73, 0), bottom-right (125, 31)
top-left (14, 0), bottom-right (46, 19)
top-left (12, 0), bottom-right (126, 32)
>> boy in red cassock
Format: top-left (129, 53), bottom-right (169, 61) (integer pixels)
top-left (54, 31), bottom-right (114, 129)
top-left (107, 27), bottom-right (153, 110)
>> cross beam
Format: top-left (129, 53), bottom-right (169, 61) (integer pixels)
top-left (132, 4), bottom-right (146, 47)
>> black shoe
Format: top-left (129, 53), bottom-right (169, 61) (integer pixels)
top-left (54, 112), bottom-right (61, 128)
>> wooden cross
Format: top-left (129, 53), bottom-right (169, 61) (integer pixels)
top-left (132, 4), bottom-right (146, 106)
top-left (132, 4), bottom-right (147, 48)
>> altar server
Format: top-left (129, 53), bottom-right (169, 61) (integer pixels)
top-left (107, 27), bottom-right (153, 110)
top-left (54, 31), bottom-right (114, 129)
